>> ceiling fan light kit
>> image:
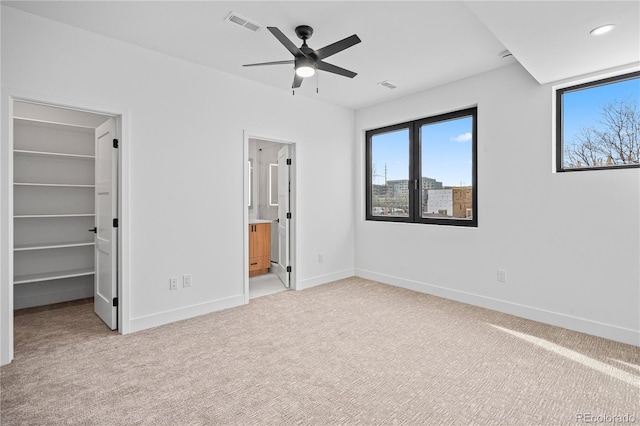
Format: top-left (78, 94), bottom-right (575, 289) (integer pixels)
top-left (295, 57), bottom-right (316, 77)
top-left (243, 24), bottom-right (361, 90)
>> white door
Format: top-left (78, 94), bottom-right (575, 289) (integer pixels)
top-left (94, 118), bottom-right (118, 329)
top-left (276, 145), bottom-right (291, 288)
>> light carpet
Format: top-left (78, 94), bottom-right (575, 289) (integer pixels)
top-left (1, 277), bottom-right (638, 425)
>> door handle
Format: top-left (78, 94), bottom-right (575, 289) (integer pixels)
top-left (89, 227), bottom-right (97, 233)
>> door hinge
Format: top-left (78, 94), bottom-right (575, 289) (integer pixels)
top-left (112, 297), bottom-right (118, 307)
top-left (113, 139), bottom-right (119, 148)
top-left (286, 266), bottom-right (292, 273)
top-left (113, 218), bottom-right (119, 228)
top-left (286, 158), bottom-right (292, 165)
top-left (286, 212), bottom-right (292, 219)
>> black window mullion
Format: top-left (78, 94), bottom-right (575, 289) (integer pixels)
top-left (410, 122), bottom-right (421, 222)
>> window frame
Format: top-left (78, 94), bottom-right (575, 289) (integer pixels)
top-left (365, 107), bottom-right (478, 227)
top-left (556, 70), bottom-right (640, 173)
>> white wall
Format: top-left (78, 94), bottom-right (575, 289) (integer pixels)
top-left (355, 63), bottom-right (640, 345)
top-left (1, 6), bottom-right (355, 364)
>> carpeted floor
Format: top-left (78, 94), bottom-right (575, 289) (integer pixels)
top-left (1, 277), bottom-right (638, 425)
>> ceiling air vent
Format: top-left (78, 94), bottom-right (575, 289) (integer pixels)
top-left (225, 12), bottom-right (262, 32)
top-left (378, 80), bottom-right (397, 90)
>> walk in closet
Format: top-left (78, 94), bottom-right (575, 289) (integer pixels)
top-left (13, 102), bottom-right (111, 310)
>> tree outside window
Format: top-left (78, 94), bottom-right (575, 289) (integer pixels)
top-left (557, 71), bottom-right (640, 171)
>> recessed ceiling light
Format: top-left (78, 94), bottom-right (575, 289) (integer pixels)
top-left (590, 24), bottom-right (615, 36)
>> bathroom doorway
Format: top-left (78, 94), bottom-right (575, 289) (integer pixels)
top-left (246, 138), bottom-right (296, 300)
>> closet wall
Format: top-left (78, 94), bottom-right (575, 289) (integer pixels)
top-left (13, 102), bottom-right (110, 309)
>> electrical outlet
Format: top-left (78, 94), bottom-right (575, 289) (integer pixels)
top-left (183, 274), bottom-right (192, 288)
top-left (318, 253), bottom-right (324, 263)
top-left (497, 269), bottom-right (507, 283)
top-left (169, 277), bottom-right (178, 290)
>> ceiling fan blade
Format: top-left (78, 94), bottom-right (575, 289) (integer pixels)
top-left (243, 60), bottom-right (294, 67)
top-left (314, 34), bottom-right (361, 60)
top-left (316, 61), bottom-right (357, 78)
top-left (292, 74), bottom-right (304, 89)
top-left (267, 27), bottom-right (305, 58)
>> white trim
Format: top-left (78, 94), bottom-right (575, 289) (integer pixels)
top-left (129, 294), bottom-right (245, 333)
top-left (14, 286), bottom-right (94, 310)
top-left (355, 268), bottom-right (640, 347)
top-left (1, 95), bottom-right (15, 365)
top-left (297, 268), bottom-right (355, 291)
top-left (1, 91), bottom-right (131, 365)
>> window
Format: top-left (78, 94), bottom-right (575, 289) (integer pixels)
top-left (556, 71), bottom-right (640, 172)
top-left (366, 107), bottom-right (477, 227)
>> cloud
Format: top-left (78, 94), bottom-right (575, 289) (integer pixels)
top-left (452, 132), bottom-right (472, 142)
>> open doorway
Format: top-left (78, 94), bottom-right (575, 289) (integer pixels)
top-left (11, 100), bottom-right (120, 332)
top-left (246, 138), bottom-right (296, 300)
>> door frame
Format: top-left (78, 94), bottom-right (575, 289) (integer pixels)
top-left (243, 132), bottom-right (297, 304)
top-left (1, 91), bottom-right (131, 365)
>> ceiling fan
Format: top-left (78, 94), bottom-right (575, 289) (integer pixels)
top-left (243, 25), bottom-right (361, 89)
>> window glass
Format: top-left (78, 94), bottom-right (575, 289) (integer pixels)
top-left (558, 72), bottom-right (640, 171)
top-left (421, 116), bottom-right (473, 220)
top-left (370, 128), bottom-right (410, 217)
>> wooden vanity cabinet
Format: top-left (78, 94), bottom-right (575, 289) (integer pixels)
top-left (249, 223), bottom-right (270, 277)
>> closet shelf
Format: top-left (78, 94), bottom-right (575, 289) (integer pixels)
top-left (14, 268), bottom-right (95, 285)
top-left (14, 241), bottom-right (95, 251)
top-left (14, 116), bottom-right (95, 130)
top-left (14, 213), bottom-right (95, 218)
top-left (14, 149), bottom-right (95, 159)
top-left (14, 182), bottom-right (95, 188)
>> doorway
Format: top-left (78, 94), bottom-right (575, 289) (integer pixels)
top-left (11, 100), bottom-right (120, 330)
top-left (246, 138), bottom-right (296, 300)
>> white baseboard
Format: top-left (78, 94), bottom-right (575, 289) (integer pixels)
top-left (129, 294), bottom-right (245, 333)
top-left (14, 288), bottom-right (93, 310)
top-left (297, 268), bottom-right (355, 291)
top-left (355, 268), bottom-right (639, 347)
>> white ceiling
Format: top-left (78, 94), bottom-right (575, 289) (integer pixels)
top-left (4, 1), bottom-right (639, 110)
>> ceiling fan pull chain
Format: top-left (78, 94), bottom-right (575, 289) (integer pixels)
top-left (316, 70), bottom-right (319, 93)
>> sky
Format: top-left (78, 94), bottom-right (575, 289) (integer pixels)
top-left (371, 116), bottom-right (473, 187)
top-left (563, 76), bottom-right (640, 151)
top-left (371, 75), bottom-right (639, 182)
